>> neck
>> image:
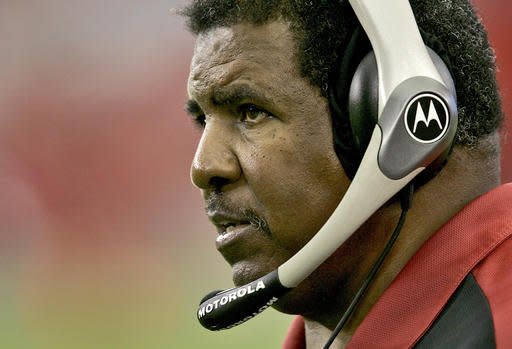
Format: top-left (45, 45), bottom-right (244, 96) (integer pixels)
top-left (304, 320), bottom-right (350, 349)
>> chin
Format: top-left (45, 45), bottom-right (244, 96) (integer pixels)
top-left (231, 260), bottom-right (272, 286)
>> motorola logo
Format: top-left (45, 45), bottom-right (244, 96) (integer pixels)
top-left (404, 93), bottom-right (450, 143)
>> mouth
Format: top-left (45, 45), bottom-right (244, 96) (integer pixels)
top-left (208, 211), bottom-right (262, 254)
top-left (214, 221), bottom-right (266, 274)
top-left (216, 222), bottom-right (252, 244)
top-left (207, 209), bottom-right (279, 285)
top-left (205, 197), bottom-right (275, 271)
top-left (213, 218), bottom-right (252, 242)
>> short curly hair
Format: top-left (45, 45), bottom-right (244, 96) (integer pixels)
top-left (181, 0), bottom-right (502, 147)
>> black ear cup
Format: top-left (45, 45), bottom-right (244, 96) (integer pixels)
top-left (328, 26), bottom-right (372, 179)
top-left (348, 51), bottom-right (379, 158)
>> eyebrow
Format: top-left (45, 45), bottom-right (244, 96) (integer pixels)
top-left (211, 84), bottom-right (271, 107)
top-left (185, 83), bottom-right (273, 124)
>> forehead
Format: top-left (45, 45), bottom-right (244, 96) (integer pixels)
top-left (188, 21), bottom-right (299, 94)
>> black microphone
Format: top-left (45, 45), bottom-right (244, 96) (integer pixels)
top-left (197, 270), bottom-right (290, 330)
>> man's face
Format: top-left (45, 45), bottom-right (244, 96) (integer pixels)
top-left (187, 21), bottom-right (350, 286)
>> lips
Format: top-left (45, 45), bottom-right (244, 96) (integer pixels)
top-left (208, 211), bottom-right (264, 258)
top-left (207, 209), bottom-right (279, 285)
top-left (210, 212), bottom-right (249, 233)
top-left (216, 222), bottom-right (252, 245)
top-left (210, 213), bottom-right (252, 247)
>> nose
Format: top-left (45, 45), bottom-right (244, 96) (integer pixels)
top-left (191, 123), bottom-right (241, 190)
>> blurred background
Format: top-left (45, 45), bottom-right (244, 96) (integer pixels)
top-left (0, 1), bottom-right (510, 348)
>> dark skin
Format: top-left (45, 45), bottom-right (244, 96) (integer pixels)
top-left (187, 20), bottom-right (500, 347)
top-left (188, 21), bottom-right (350, 286)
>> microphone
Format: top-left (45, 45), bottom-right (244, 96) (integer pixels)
top-left (197, 271), bottom-right (290, 330)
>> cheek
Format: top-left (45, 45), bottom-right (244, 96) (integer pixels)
top-left (241, 126), bottom-right (349, 252)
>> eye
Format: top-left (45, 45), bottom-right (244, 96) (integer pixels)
top-left (185, 100), bottom-right (206, 129)
top-left (238, 104), bottom-right (273, 126)
top-left (192, 114), bottom-right (206, 129)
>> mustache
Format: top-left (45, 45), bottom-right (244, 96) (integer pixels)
top-left (205, 192), bottom-right (271, 236)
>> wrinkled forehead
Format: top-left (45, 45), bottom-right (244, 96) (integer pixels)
top-left (188, 21), bottom-right (297, 86)
top-left (190, 27), bottom-right (236, 72)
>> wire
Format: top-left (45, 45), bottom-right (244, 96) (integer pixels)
top-left (323, 184), bottom-right (414, 349)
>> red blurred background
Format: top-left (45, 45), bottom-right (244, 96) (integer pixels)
top-left (0, 1), bottom-right (510, 348)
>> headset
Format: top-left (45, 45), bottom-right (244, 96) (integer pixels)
top-left (196, 0), bottom-right (458, 341)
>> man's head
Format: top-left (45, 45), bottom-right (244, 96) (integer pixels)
top-left (183, 0), bottom-right (502, 322)
top-left (187, 20), bottom-right (352, 308)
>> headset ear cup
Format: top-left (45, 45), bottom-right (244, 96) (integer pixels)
top-left (331, 27), bottom-right (456, 181)
top-left (348, 47), bottom-right (457, 186)
top-left (348, 51), bottom-right (379, 157)
top-left (328, 26), bottom-right (372, 179)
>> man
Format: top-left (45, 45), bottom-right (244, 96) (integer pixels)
top-left (182, 0), bottom-right (511, 347)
